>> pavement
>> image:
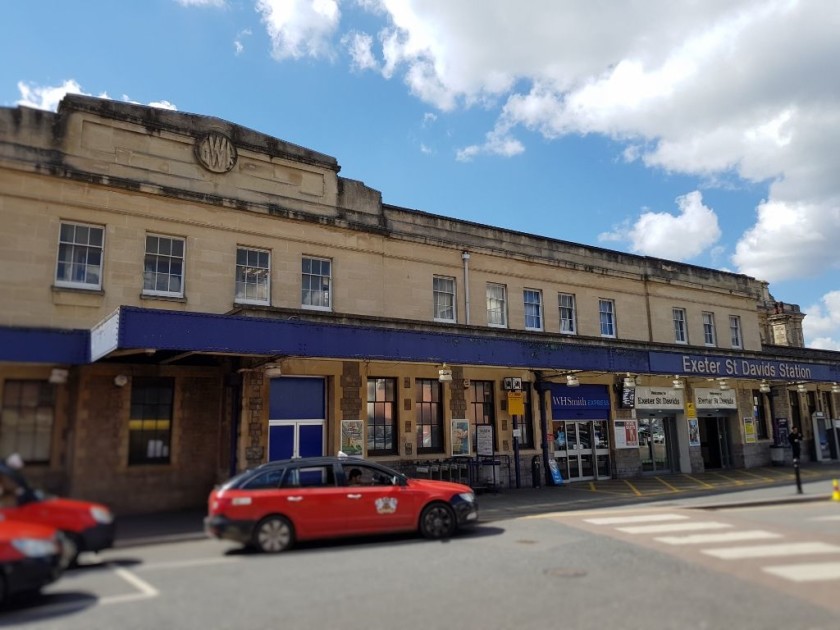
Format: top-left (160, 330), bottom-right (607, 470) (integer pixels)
top-left (111, 462), bottom-right (840, 550)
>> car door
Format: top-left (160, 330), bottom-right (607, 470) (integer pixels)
top-left (278, 463), bottom-right (344, 540)
top-left (340, 464), bottom-right (416, 534)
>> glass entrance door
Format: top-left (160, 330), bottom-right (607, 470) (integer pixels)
top-left (553, 420), bottom-right (610, 481)
top-left (639, 416), bottom-right (676, 473)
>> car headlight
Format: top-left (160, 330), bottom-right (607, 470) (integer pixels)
top-left (457, 492), bottom-right (476, 503)
top-left (12, 537), bottom-right (59, 558)
top-left (90, 506), bottom-right (114, 524)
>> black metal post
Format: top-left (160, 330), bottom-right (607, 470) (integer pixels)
top-left (534, 372), bottom-right (553, 486)
top-left (793, 458), bottom-right (803, 494)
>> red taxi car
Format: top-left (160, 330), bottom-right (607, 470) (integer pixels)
top-left (205, 456), bottom-right (478, 552)
top-left (0, 463), bottom-right (115, 565)
top-left (0, 520), bottom-right (65, 605)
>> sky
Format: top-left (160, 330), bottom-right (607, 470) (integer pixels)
top-left (2, 0), bottom-right (839, 349)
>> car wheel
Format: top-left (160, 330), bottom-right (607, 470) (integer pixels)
top-left (419, 502), bottom-right (456, 539)
top-left (253, 516), bottom-right (294, 553)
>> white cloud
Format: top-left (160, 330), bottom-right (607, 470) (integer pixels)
top-left (234, 29), bottom-right (252, 55)
top-left (256, 0), bottom-right (341, 60)
top-left (343, 31), bottom-right (378, 71)
top-left (803, 291), bottom-right (840, 350)
top-left (598, 191), bottom-right (721, 261)
top-left (16, 81), bottom-right (176, 112)
top-left (174, 0), bottom-right (226, 7)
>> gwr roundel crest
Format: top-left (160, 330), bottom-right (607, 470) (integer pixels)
top-left (195, 132), bottom-right (237, 173)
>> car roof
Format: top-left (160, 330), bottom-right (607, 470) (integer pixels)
top-left (254, 456), bottom-right (366, 470)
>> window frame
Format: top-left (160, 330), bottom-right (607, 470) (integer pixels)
top-left (415, 378), bottom-right (444, 454)
top-left (55, 221), bottom-right (105, 291)
top-left (673, 307), bottom-right (688, 344)
top-left (599, 299), bottom-right (616, 338)
top-left (235, 246), bottom-right (271, 306)
top-left (0, 380), bottom-right (55, 464)
top-left (366, 377), bottom-right (398, 456)
top-left (702, 312), bottom-right (717, 347)
top-left (143, 234), bottom-right (185, 298)
top-left (301, 256), bottom-right (332, 311)
top-left (524, 289), bottom-right (543, 331)
top-left (486, 282), bottom-right (508, 328)
top-left (433, 275), bottom-right (457, 323)
top-left (558, 292), bottom-right (577, 335)
top-left (469, 380), bottom-right (496, 452)
top-left (128, 377), bottom-right (174, 466)
top-left (729, 315), bottom-right (743, 349)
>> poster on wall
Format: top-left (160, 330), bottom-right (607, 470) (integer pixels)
top-left (476, 425), bottom-right (494, 456)
top-left (743, 416), bottom-right (757, 444)
top-left (451, 419), bottom-right (470, 456)
top-left (613, 419), bottom-right (639, 448)
top-left (688, 418), bottom-right (701, 447)
top-left (340, 420), bottom-right (365, 457)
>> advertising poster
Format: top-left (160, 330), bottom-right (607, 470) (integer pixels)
top-left (340, 420), bottom-right (364, 456)
top-left (688, 418), bottom-right (700, 447)
top-left (743, 416), bottom-right (757, 443)
top-left (451, 419), bottom-right (470, 456)
top-left (476, 425), bottom-right (494, 456)
top-left (613, 419), bottom-right (639, 449)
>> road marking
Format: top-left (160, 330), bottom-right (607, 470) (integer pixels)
top-left (617, 521), bottom-right (732, 534)
top-left (702, 542), bottom-right (840, 560)
top-left (135, 556), bottom-right (242, 572)
top-left (654, 476), bottom-right (680, 492)
top-left (811, 515), bottom-right (840, 522)
top-left (763, 561), bottom-right (840, 582)
top-left (622, 480), bottom-right (643, 496)
top-left (684, 475), bottom-right (714, 489)
top-left (584, 514), bottom-right (688, 525)
top-left (99, 566), bottom-right (159, 605)
top-left (655, 530), bottom-right (782, 545)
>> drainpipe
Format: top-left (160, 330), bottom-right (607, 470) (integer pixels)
top-left (462, 251), bottom-right (471, 325)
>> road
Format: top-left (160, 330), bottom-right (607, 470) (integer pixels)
top-left (2, 501), bottom-right (839, 630)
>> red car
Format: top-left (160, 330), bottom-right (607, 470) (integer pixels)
top-left (0, 463), bottom-right (115, 565)
top-left (205, 456), bottom-right (478, 552)
top-left (0, 520), bottom-right (65, 605)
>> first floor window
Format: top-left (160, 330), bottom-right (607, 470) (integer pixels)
top-left (129, 378), bottom-right (174, 465)
top-left (367, 378), bottom-right (397, 455)
top-left (0, 380), bottom-right (54, 463)
top-left (559, 293), bottom-right (576, 334)
top-left (599, 299), bottom-right (616, 337)
top-left (524, 289), bottom-right (543, 330)
top-left (56, 221), bottom-right (104, 290)
top-left (144, 234), bottom-right (185, 297)
top-left (433, 276), bottom-right (456, 322)
top-left (702, 312), bottom-right (717, 346)
top-left (729, 315), bottom-right (742, 348)
top-left (486, 283), bottom-right (507, 327)
top-left (302, 256), bottom-right (331, 310)
top-left (673, 308), bottom-right (687, 343)
top-left (235, 247), bottom-right (270, 304)
top-left (415, 379), bottom-right (443, 453)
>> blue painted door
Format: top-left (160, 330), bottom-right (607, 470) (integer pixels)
top-left (268, 377), bottom-right (326, 460)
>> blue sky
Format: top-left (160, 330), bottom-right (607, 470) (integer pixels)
top-left (3, 0), bottom-right (839, 348)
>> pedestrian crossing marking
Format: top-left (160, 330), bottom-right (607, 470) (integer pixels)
top-left (702, 542), bottom-right (840, 560)
top-left (655, 530), bottom-right (782, 545)
top-left (763, 562), bottom-right (840, 582)
top-left (616, 521), bottom-right (732, 534)
top-left (584, 514), bottom-right (688, 525)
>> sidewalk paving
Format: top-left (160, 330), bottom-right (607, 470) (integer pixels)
top-left (111, 462), bottom-right (840, 549)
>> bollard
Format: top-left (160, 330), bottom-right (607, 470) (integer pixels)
top-left (793, 458), bottom-right (803, 494)
top-left (832, 479), bottom-right (840, 502)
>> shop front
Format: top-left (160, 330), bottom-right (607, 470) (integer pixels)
top-left (634, 386), bottom-right (685, 474)
top-left (548, 384), bottom-right (611, 482)
top-left (694, 387), bottom-right (737, 469)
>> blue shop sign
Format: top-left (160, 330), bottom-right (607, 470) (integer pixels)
top-left (649, 351), bottom-right (840, 382)
top-left (549, 384), bottom-right (611, 419)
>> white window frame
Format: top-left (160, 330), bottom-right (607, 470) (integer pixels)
top-left (702, 312), bottom-right (717, 346)
top-left (673, 308), bottom-right (688, 344)
top-left (524, 289), bottom-right (543, 331)
top-left (433, 276), bottom-right (457, 323)
top-left (143, 234), bottom-right (185, 298)
top-left (599, 299), bottom-right (616, 338)
top-left (301, 256), bottom-right (332, 311)
top-left (55, 221), bottom-right (104, 290)
top-left (486, 283), bottom-right (508, 328)
top-left (729, 315), bottom-right (743, 349)
top-left (235, 246), bottom-right (271, 305)
top-left (559, 293), bottom-right (576, 335)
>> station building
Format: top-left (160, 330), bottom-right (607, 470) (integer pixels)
top-left (1, 95), bottom-right (838, 514)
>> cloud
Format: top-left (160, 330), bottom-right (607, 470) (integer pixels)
top-left (598, 191), bottom-right (721, 261)
top-left (174, 0), bottom-right (226, 6)
top-left (344, 31), bottom-right (378, 70)
top-left (256, 0), bottom-right (341, 60)
top-left (16, 81), bottom-right (176, 112)
top-left (234, 29), bottom-right (252, 55)
top-left (803, 291), bottom-right (840, 350)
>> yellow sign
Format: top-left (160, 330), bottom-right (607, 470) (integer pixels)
top-left (507, 391), bottom-right (525, 416)
top-left (685, 402), bottom-right (696, 418)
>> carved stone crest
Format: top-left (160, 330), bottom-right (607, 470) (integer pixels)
top-left (194, 132), bottom-right (237, 173)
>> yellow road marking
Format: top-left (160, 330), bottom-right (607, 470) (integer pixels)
top-left (709, 472), bottom-right (744, 485)
top-left (623, 480), bottom-right (643, 496)
top-left (655, 476), bottom-right (679, 492)
top-left (684, 474), bottom-right (714, 489)
top-left (738, 469), bottom-right (774, 481)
